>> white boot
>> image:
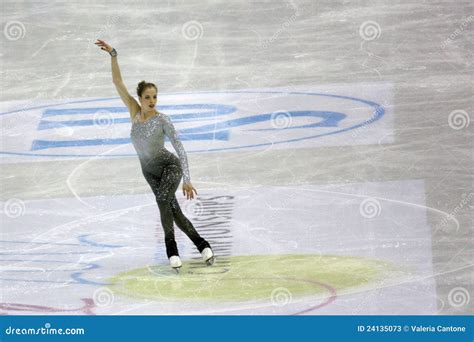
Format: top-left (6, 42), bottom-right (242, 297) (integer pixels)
top-left (201, 247), bottom-right (215, 266)
top-left (169, 255), bottom-right (182, 273)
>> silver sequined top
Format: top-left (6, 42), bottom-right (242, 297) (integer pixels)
top-left (130, 111), bottom-right (191, 184)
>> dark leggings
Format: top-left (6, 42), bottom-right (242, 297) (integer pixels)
top-left (142, 164), bottom-right (210, 258)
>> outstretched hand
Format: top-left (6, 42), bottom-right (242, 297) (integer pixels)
top-left (94, 39), bottom-right (113, 53)
top-left (182, 182), bottom-right (197, 200)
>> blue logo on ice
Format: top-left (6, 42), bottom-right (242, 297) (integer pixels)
top-left (0, 90), bottom-right (385, 158)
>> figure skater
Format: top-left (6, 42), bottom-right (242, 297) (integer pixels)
top-left (95, 39), bottom-right (214, 273)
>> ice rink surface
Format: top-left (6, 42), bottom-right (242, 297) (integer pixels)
top-left (0, 0), bottom-right (472, 315)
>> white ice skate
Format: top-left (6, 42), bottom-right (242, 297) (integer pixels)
top-left (201, 247), bottom-right (215, 266)
top-left (169, 255), bottom-right (182, 273)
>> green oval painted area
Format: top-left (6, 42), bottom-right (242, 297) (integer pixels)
top-left (108, 254), bottom-right (399, 301)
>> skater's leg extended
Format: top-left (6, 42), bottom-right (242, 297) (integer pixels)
top-left (170, 195), bottom-right (210, 253)
top-left (169, 196), bottom-right (214, 265)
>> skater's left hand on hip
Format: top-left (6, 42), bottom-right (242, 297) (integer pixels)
top-left (182, 182), bottom-right (197, 200)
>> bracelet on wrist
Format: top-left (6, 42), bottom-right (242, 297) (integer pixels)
top-left (109, 48), bottom-right (117, 57)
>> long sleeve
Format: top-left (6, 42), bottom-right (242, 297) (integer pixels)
top-left (162, 114), bottom-right (191, 184)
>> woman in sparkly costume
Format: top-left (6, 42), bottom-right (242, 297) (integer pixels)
top-left (95, 39), bottom-right (214, 272)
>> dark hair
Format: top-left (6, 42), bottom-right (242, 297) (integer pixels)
top-left (136, 80), bottom-right (158, 97)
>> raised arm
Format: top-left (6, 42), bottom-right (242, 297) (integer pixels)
top-left (95, 39), bottom-right (140, 121)
top-left (162, 114), bottom-right (191, 185)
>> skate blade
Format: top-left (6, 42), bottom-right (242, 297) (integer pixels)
top-left (205, 256), bottom-right (216, 266)
top-left (172, 267), bottom-right (181, 274)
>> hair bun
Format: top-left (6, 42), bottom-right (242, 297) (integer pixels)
top-left (136, 80), bottom-right (158, 97)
